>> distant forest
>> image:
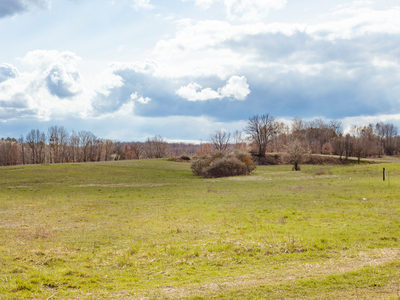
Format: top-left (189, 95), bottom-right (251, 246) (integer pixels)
top-left (1, 116), bottom-right (399, 166)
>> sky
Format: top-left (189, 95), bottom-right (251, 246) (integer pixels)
top-left (1, 0), bottom-right (400, 142)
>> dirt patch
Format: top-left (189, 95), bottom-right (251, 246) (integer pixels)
top-left (72, 183), bottom-right (172, 188)
top-left (5, 185), bottom-right (31, 188)
top-left (147, 248), bottom-right (400, 299)
top-left (228, 174), bottom-right (339, 181)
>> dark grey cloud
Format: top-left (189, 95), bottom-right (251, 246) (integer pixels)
top-left (91, 66), bottom-right (234, 117)
top-left (0, 64), bottom-right (19, 83)
top-left (0, 0), bottom-right (49, 18)
top-left (0, 93), bottom-right (35, 120)
top-left (93, 54), bottom-right (400, 123)
top-left (223, 31), bottom-right (400, 66)
top-left (0, 108), bottom-right (36, 120)
top-left (45, 64), bottom-right (81, 99)
top-left (0, 93), bottom-right (29, 109)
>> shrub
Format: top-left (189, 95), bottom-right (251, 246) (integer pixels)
top-left (283, 140), bottom-right (307, 171)
top-left (168, 155), bottom-right (192, 163)
top-left (251, 153), bottom-right (281, 165)
top-left (191, 158), bottom-right (209, 176)
top-left (234, 151), bottom-right (256, 173)
top-left (322, 142), bottom-right (333, 155)
top-left (191, 151), bottom-right (256, 178)
top-left (204, 157), bottom-right (248, 178)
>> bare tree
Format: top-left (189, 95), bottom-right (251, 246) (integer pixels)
top-left (131, 142), bottom-right (144, 159)
top-left (114, 142), bottom-right (125, 160)
top-left (291, 116), bottom-right (306, 141)
top-left (233, 130), bottom-right (246, 151)
top-left (333, 135), bottom-right (345, 159)
top-left (88, 138), bottom-right (103, 162)
top-left (26, 129), bottom-right (46, 164)
top-left (210, 130), bottom-right (231, 152)
top-left (18, 135), bottom-right (25, 165)
top-left (48, 126), bottom-right (69, 163)
top-left (283, 140), bottom-right (307, 171)
top-left (78, 131), bottom-right (92, 162)
top-left (58, 126), bottom-right (69, 163)
top-left (344, 133), bottom-right (353, 160)
top-left (245, 114), bottom-right (278, 158)
top-left (0, 139), bottom-right (20, 166)
top-left (329, 120), bottom-right (343, 136)
top-left (144, 136), bottom-right (168, 158)
top-left (69, 131), bottom-right (80, 162)
top-left (103, 140), bottom-right (115, 161)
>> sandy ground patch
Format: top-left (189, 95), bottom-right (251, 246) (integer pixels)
top-left (71, 183), bottom-right (172, 188)
top-left (228, 174), bottom-right (339, 181)
top-left (133, 248), bottom-right (400, 299)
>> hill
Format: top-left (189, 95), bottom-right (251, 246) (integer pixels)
top-left (0, 160), bottom-right (399, 299)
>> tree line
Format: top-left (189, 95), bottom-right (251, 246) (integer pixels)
top-left (201, 115), bottom-right (400, 163)
top-left (1, 116), bottom-right (399, 166)
top-left (0, 127), bottom-right (176, 166)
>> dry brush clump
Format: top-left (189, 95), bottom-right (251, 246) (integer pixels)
top-left (191, 151), bottom-right (256, 178)
top-left (168, 154), bottom-right (192, 162)
top-left (283, 140), bottom-right (307, 171)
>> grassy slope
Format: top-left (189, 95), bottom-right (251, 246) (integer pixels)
top-left (0, 160), bottom-right (400, 299)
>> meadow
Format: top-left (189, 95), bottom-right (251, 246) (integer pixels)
top-left (0, 159), bottom-right (400, 299)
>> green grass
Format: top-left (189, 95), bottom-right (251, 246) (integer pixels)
top-left (0, 159), bottom-right (400, 299)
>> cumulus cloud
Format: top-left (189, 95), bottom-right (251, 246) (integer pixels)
top-left (176, 76), bottom-right (250, 101)
top-left (132, 0), bottom-right (154, 10)
top-left (19, 49), bottom-right (80, 70)
top-left (89, 62), bottom-right (158, 117)
top-left (45, 64), bottom-right (82, 99)
top-left (176, 83), bottom-right (220, 101)
top-left (154, 20), bottom-right (303, 61)
top-left (156, 4), bottom-right (400, 61)
top-left (0, 50), bottom-right (90, 121)
top-left (0, 63), bottom-right (37, 121)
top-left (0, 0), bottom-right (50, 18)
top-left (219, 76), bottom-right (250, 100)
top-left (0, 64), bottom-right (19, 83)
top-left (18, 50), bottom-right (83, 99)
top-left (130, 92), bottom-right (151, 104)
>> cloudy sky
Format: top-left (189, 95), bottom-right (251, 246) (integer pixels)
top-left (1, 0), bottom-right (400, 141)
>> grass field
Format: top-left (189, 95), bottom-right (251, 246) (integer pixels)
top-left (1, 159), bottom-right (400, 299)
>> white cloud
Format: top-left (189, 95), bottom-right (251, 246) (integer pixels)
top-left (312, 4), bottom-right (400, 40)
top-left (154, 20), bottom-right (305, 60)
top-left (132, 0), bottom-right (154, 10)
top-left (188, 0), bottom-right (214, 9)
top-left (183, 0), bottom-right (286, 20)
top-left (18, 50), bottom-right (81, 70)
top-left (224, 0), bottom-right (287, 21)
top-left (219, 75), bottom-right (250, 100)
top-left (0, 50), bottom-right (91, 121)
top-left (130, 92), bottom-right (151, 104)
top-left (176, 76), bottom-right (250, 101)
top-left (176, 83), bottom-right (220, 101)
top-left (18, 50), bottom-right (83, 99)
top-left (152, 4), bottom-right (400, 81)
top-left (45, 63), bottom-right (82, 99)
top-left (0, 63), bottom-right (20, 83)
top-left (156, 4), bottom-right (400, 59)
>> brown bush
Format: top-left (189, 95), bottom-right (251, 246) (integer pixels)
top-left (204, 157), bottom-right (248, 178)
top-left (191, 151), bottom-right (256, 178)
top-left (251, 153), bottom-right (281, 165)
